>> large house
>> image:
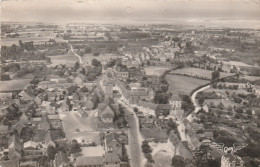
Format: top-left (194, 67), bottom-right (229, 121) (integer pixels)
top-left (103, 132), bottom-right (123, 158)
top-left (221, 153), bottom-right (244, 167)
top-left (103, 71), bottom-right (115, 86)
top-left (98, 98), bottom-right (118, 124)
top-left (8, 135), bottom-right (22, 160)
top-left (75, 151), bottom-right (121, 167)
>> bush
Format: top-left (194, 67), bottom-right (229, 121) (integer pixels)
top-left (1, 74), bottom-right (11, 81)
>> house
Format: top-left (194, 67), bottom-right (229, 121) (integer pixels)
top-left (155, 104), bottom-right (172, 116)
top-left (221, 153), bottom-right (244, 167)
top-left (18, 89), bottom-right (34, 101)
top-left (168, 132), bottom-right (193, 160)
top-left (38, 81), bottom-right (56, 89)
top-left (76, 156), bottom-right (104, 167)
top-left (98, 98), bottom-right (118, 124)
top-left (103, 151), bottom-right (121, 167)
top-left (170, 109), bottom-right (184, 119)
top-left (74, 74), bottom-right (86, 86)
top-left (8, 135), bottom-right (22, 160)
top-left (12, 121), bottom-right (26, 136)
top-left (104, 85), bottom-right (113, 98)
top-left (45, 131), bottom-right (56, 148)
top-left (55, 151), bottom-right (69, 167)
top-left (23, 141), bottom-right (40, 150)
top-left (61, 98), bottom-right (72, 112)
top-left (39, 115), bottom-right (51, 131)
top-left (77, 108), bottom-right (88, 118)
top-left (169, 94), bottom-right (182, 109)
top-left (104, 132), bottom-right (122, 158)
top-left (186, 130), bottom-right (201, 150)
top-left (0, 125), bottom-right (9, 134)
top-left (103, 71), bottom-right (115, 86)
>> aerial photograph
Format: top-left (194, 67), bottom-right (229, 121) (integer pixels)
top-left (0, 0), bottom-right (260, 167)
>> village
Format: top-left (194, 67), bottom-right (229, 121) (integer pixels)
top-left (0, 22), bottom-right (260, 167)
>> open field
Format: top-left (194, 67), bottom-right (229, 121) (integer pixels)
top-left (59, 111), bottom-right (100, 143)
top-left (48, 54), bottom-right (79, 67)
top-left (82, 53), bottom-right (120, 64)
top-left (222, 61), bottom-right (255, 67)
top-left (0, 79), bottom-right (31, 92)
top-left (170, 67), bottom-right (233, 80)
top-left (144, 66), bottom-right (171, 76)
top-left (165, 74), bottom-right (209, 95)
top-left (240, 75), bottom-right (260, 81)
top-left (204, 99), bottom-right (242, 108)
top-left (204, 87), bottom-right (250, 95)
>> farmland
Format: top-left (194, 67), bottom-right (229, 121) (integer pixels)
top-left (48, 54), bottom-right (79, 67)
top-left (0, 79), bottom-right (31, 92)
top-left (165, 74), bottom-right (209, 95)
top-left (144, 66), bottom-right (171, 76)
top-left (170, 67), bottom-right (233, 80)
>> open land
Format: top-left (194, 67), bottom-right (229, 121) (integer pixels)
top-left (170, 67), bottom-right (233, 80)
top-left (165, 74), bottom-right (209, 95)
top-left (144, 66), bottom-right (171, 76)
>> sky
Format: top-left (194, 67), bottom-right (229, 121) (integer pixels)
top-left (1, 0), bottom-right (260, 27)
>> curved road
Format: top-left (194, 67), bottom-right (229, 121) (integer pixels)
top-left (69, 44), bottom-right (83, 64)
top-left (191, 85), bottom-right (211, 114)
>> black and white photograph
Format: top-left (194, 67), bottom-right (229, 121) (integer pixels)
top-left (0, 0), bottom-right (260, 166)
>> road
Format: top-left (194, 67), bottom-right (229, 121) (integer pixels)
top-left (116, 99), bottom-right (144, 167)
top-left (69, 44), bottom-right (83, 64)
top-left (190, 85), bottom-right (211, 114)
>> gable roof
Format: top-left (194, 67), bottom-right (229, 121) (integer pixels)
top-left (104, 152), bottom-right (121, 163)
top-left (55, 151), bottom-right (69, 167)
top-left (39, 115), bottom-right (51, 130)
top-left (76, 156), bottom-right (104, 166)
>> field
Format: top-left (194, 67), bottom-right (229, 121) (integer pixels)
top-left (165, 74), bottom-right (209, 95)
top-left (170, 67), bottom-right (233, 80)
top-left (0, 79), bottom-right (31, 92)
top-left (144, 66), bottom-right (171, 76)
top-left (48, 54), bottom-right (79, 67)
top-left (240, 75), bottom-right (260, 81)
top-left (59, 110), bottom-right (99, 143)
top-left (82, 53), bottom-right (120, 64)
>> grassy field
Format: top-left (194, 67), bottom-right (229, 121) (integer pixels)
top-left (48, 54), bottom-right (79, 67)
top-left (240, 75), bottom-right (260, 81)
top-left (144, 66), bottom-right (171, 76)
top-left (0, 79), bottom-right (31, 92)
top-left (170, 67), bottom-right (233, 80)
top-left (165, 74), bottom-right (209, 95)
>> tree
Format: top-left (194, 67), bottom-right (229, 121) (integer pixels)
top-left (74, 61), bottom-right (80, 70)
top-left (1, 74), bottom-right (11, 81)
top-left (227, 105), bottom-right (233, 112)
top-left (198, 97), bottom-right (205, 106)
top-left (133, 107), bottom-right (139, 113)
top-left (218, 102), bottom-right (225, 110)
top-left (172, 155), bottom-right (185, 167)
top-left (70, 139), bottom-right (81, 153)
top-left (91, 59), bottom-right (102, 67)
top-left (211, 71), bottom-right (220, 81)
top-left (235, 107), bottom-right (243, 113)
top-left (93, 52), bottom-right (100, 56)
top-left (84, 46), bottom-right (91, 53)
top-left (47, 146), bottom-right (56, 160)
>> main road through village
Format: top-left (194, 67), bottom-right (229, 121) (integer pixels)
top-left (116, 99), bottom-right (143, 167)
top-left (97, 73), bottom-right (144, 167)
